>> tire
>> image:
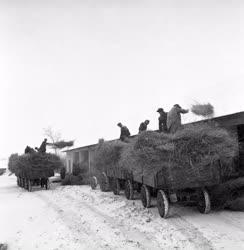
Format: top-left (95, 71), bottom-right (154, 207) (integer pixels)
top-left (141, 185), bottom-right (151, 208)
top-left (112, 178), bottom-right (120, 195)
top-left (45, 179), bottom-right (50, 190)
top-left (125, 179), bottom-right (134, 200)
top-left (28, 180), bottom-right (32, 192)
top-left (197, 188), bottom-right (211, 214)
top-left (90, 176), bottom-right (98, 190)
top-left (100, 172), bottom-right (110, 192)
top-left (157, 190), bottom-right (170, 218)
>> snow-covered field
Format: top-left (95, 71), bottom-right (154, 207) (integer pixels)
top-left (1, 174), bottom-right (244, 250)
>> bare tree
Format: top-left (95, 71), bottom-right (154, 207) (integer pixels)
top-left (43, 127), bottom-right (74, 154)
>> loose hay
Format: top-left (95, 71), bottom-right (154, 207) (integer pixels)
top-left (94, 124), bottom-right (238, 189)
top-left (8, 152), bottom-right (63, 177)
top-left (191, 103), bottom-right (214, 117)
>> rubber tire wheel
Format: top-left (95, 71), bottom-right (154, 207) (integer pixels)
top-left (197, 188), bottom-right (211, 214)
top-left (90, 176), bottom-right (98, 190)
top-left (100, 172), bottom-right (110, 192)
top-left (141, 185), bottom-right (151, 208)
top-left (112, 178), bottom-right (120, 195)
top-left (28, 180), bottom-right (32, 192)
top-left (157, 190), bottom-right (170, 218)
top-left (125, 180), bottom-right (134, 200)
top-left (45, 179), bottom-right (50, 190)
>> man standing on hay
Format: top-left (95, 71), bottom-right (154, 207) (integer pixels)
top-left (157, 108), bottom-right (167, 132)
top-left (37, 138), bottom-right (48, 153)
top-left (167, 104), bottom-right (189, 133)
top-left (117, 122), bottom-right (131, 142)
top-left (138, 120), bottom-right (150, 133)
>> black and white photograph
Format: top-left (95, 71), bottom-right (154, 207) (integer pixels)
top-left (0, 0), bottom-right (244, 249)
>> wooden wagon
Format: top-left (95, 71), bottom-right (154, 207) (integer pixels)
top-left (16, 168), bottom-right (54, 192)
top-left (90, 111), bottom-right (244, 218)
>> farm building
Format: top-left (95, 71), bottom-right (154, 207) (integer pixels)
top-left (64, 111), bottom-right (244, 179)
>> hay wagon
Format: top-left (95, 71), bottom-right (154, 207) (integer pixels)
top-left (91, 159), bottom-right (235, 218)
top-left (16, 168), bottom-right (54, 192)
top-left (90, 111), bottom-right (244, 218)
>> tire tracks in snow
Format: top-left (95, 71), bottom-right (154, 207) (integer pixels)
top-left (73, 188), bottom-right (215, 250)
top-left (36, 190), bottom-right (161, 250)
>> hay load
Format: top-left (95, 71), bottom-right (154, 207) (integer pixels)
top-left (93, 140), bottom-right (126, 172)
top-left (191, 102), bottom-right (214, 117)
top-left (8, 152), bottom-right (63, 177)
top-left (94, 124), bottom-right (238, 189)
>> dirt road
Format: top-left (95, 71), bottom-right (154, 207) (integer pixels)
top-left (1, 175), bottom-right (244, 250)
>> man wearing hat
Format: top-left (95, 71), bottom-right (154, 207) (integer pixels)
top-left (167, 104), bottom-right (189, 133)
top-left (138, 120), bottom-right (150, 133)
top-left (157, 108), bottom-right (168, 132)
top-left (117, 123), bottom-right (131, 142)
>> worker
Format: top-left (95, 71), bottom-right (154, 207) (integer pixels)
top-left (38, 138), bottom-right (48, 153)
top-left (167, 104), bottom-right (189, 133)
top-left (157, 108), bottom-right (168, 132)
top-left (117, 123), bottom-right (131, 142)
top-left (139, 120), bottom-right (150, 133)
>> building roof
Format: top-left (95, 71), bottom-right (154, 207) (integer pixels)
top-left (64, 111), bottom-right (244, 153)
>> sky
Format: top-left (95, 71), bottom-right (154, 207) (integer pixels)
top-left (0, 0), bottom-right (244, 161)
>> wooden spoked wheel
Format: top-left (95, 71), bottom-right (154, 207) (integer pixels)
top-left (157, 190), bottom-right (170, 218)
top-left (141, 185), bottom-right (151, 208)
top-left (125, 179), bottom-right (134, 200)
top-left (100, 172), bottom-right (110, 192)
top-left (112, 178), bottom-right (120, 195)
top-left (197, 188), bottom-right (211, 214)
top-left (45, 179), bottom-right (50, 190)
top-left (90, 176), bottom-right (98, 190)
top-left (28, 180), bottom-right (32, 192)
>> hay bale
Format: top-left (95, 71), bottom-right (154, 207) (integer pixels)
top-left (191, 103), bottom-right (214, 117)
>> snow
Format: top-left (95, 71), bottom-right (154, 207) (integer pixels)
top-left (1, 174), bottom-right (244, 250)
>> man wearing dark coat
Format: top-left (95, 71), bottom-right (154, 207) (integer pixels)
top-left (157, 108), bottom-right (168, 132)
top-left (139, 120), bottom-right (150, 133)
top-left (38, 138), bottom-right (47, 153)
top-left (117, 123), bottom-right (131, 142)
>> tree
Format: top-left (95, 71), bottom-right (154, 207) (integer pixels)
top-left (43, 127), bottom-right (74, 154)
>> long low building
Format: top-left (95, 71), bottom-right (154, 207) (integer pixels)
top-left (64, 111), bottom-right (244, 179)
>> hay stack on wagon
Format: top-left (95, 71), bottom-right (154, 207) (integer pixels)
top-left (8, 152), bottom-right (62, 177)
top-left (94, 123), bottom-right (238, 189)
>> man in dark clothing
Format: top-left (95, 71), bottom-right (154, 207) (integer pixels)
top-left (38, 138), bottom-right (47, 153)
top-left (139, 120), bottom-right (150, 133)
top-left (157, 108), bottom-right (167, 132)
top-left (117, 123), bottom-right (131, 142)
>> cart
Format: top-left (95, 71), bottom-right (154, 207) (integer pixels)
top-left (90, 158), bottom-right (244, 218)
top-left (16, 168), bottom-right (54, 192)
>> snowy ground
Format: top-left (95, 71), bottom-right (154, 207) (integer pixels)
top-left (1, 175), bottom-right (244, 250)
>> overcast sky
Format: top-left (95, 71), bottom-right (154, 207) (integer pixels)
top-left (0, 0), bottom-right (244, 160)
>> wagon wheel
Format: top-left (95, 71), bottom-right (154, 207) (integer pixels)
top-left (21, 178), bottom-right (24, 188)
top-left (90, 176), bottom-right (98, 190)
top-left (45, 179), bottom-right (50, 190)
top-left (23, 179), bottom-right (27, 189)
top-left (40, 178), bottom-right (44, 188)
top-left (197, 188), bottom-right (211, 214)
top-left (157, 190), bottom-right (170, 218)
top-left (125, 179), bottom-right (134, 200)
top-left (112, 178), bottom-right (120, 195)
top-left (141, 185), bottom-right (151, 208)
top-left (28, 180), bottom-right (32, 192)
top-left (100, 172), bottom-right (110, 192)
